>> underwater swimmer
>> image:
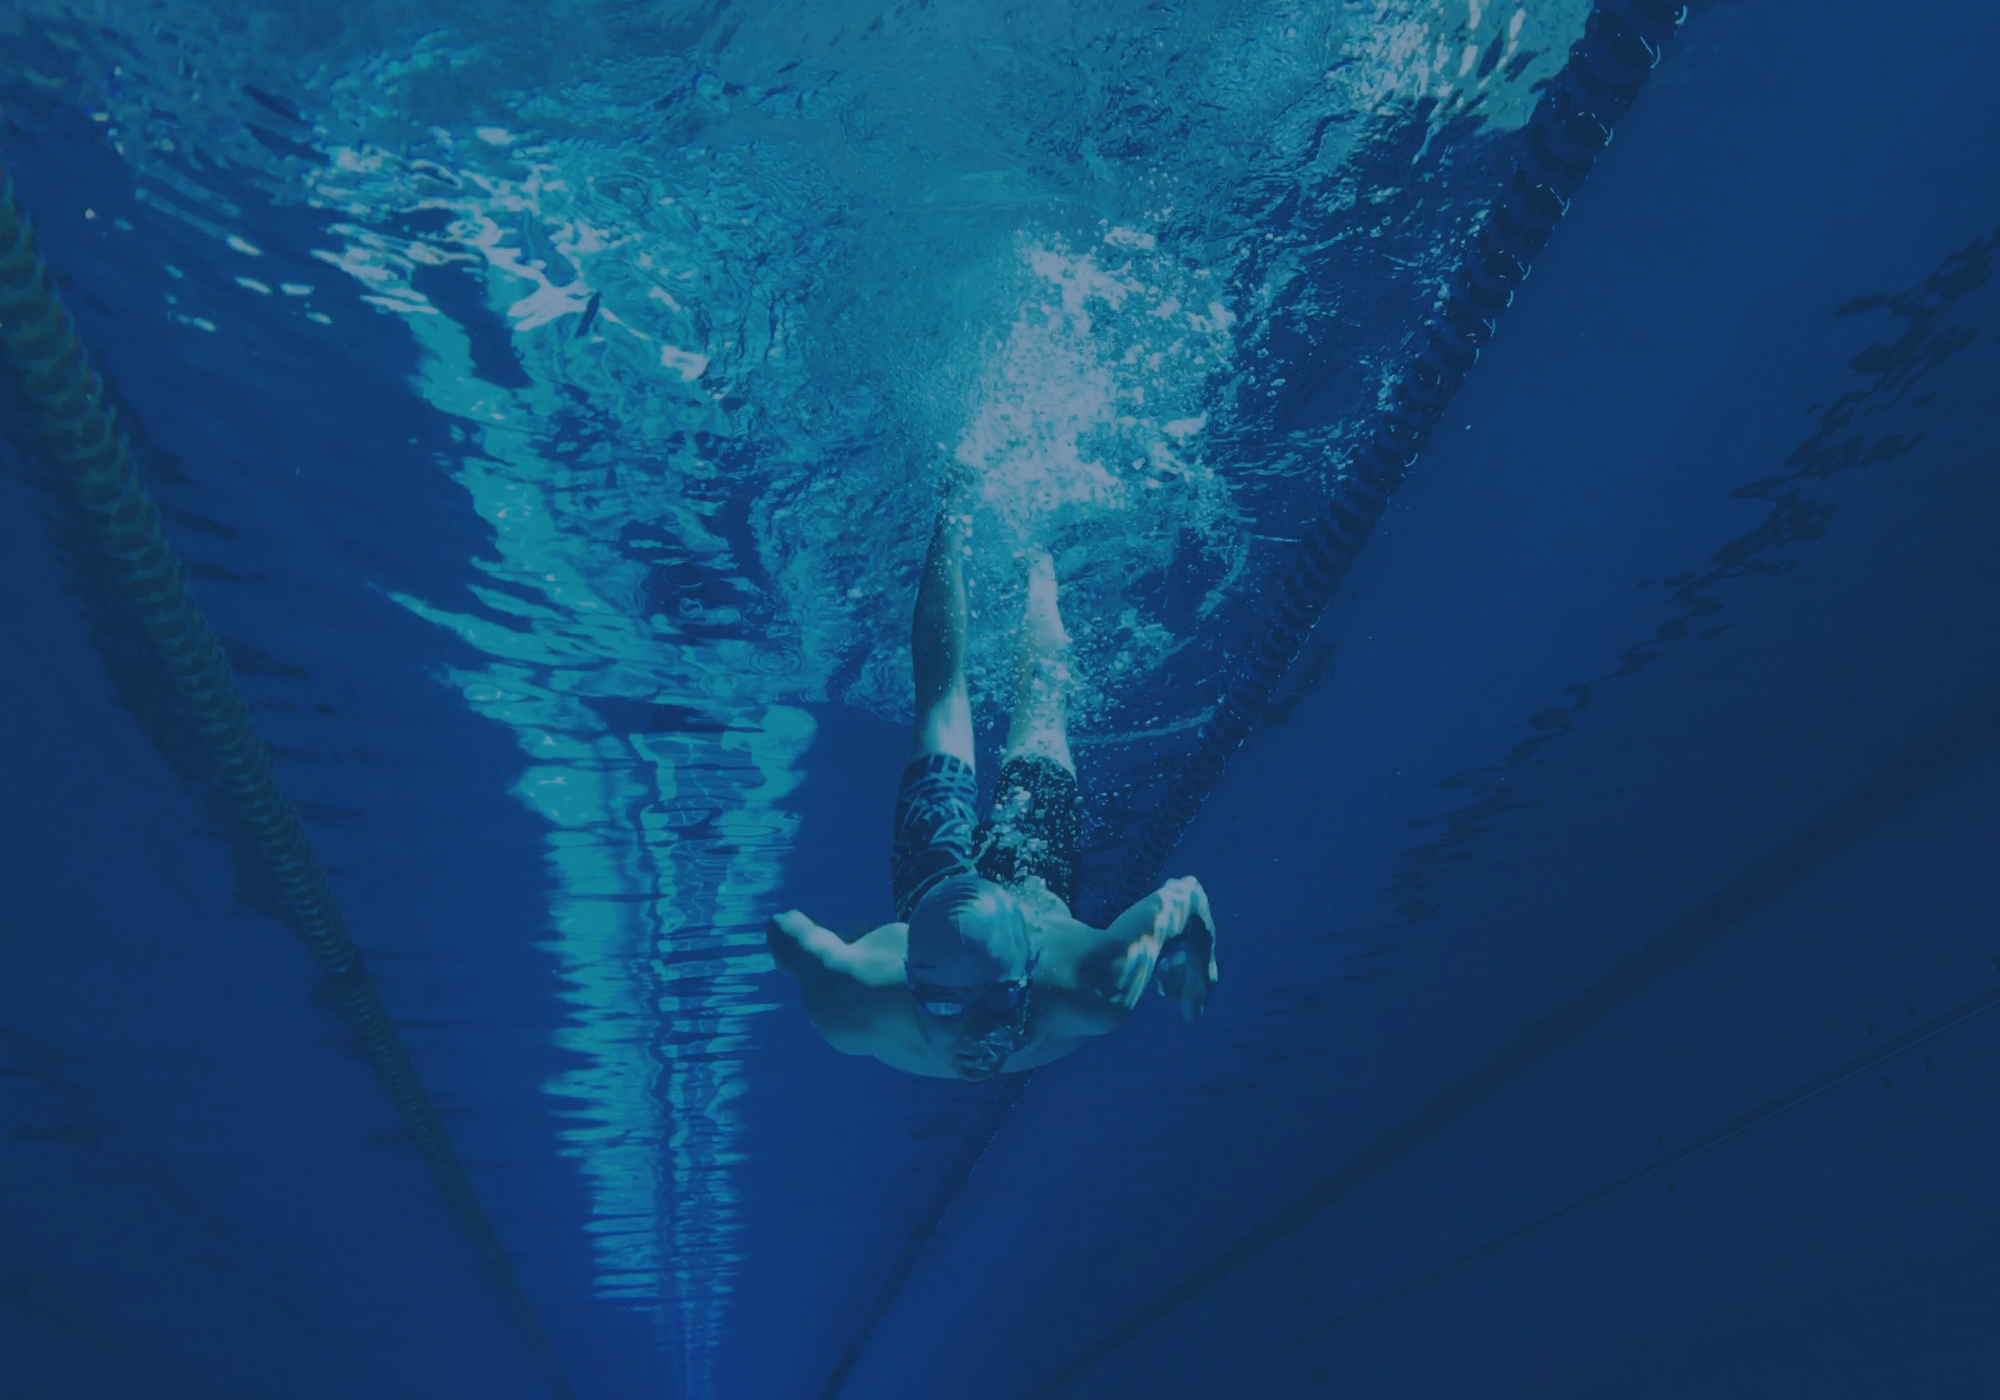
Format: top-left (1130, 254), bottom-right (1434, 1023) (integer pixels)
top-left (766, 501), bottom-right (1217, 1081)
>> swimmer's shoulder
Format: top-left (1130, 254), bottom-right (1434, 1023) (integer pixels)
top-left (807, 924), bottom-right (967, 1076)
top-left (1027, 912), bottom-right (1133, 1037)
top-left (768, 911), bottom-right (902, 983)
top-left (770, 914), bottom-right (911, 1027)
top-left (841, 921), bottom-right (912, 985)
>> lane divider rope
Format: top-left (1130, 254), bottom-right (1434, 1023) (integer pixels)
top-left (0, 154), bottom-right (575, 1400)
top-left (1108, 0), bottom-right (1689, 910)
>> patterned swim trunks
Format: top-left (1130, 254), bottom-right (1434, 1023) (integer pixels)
top-left (889, 751), bottom-right (1081, 921)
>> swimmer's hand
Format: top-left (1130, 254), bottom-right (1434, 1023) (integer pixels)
top-left (1153, 882), bottom-right (1217, 1023)
top-left (1102, 876), bottom-right (1216, 1023)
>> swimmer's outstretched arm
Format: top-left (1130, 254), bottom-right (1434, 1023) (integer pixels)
top-left (1093, 876), bottom-right (1218, 1023)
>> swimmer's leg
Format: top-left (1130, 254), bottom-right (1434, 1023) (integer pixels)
top-left (973, 548), bottom-right (1080, 908)
top-left (910, 501), bottom-right (975, 766)
top-left (1002, 546), bottom-right (1073, 773)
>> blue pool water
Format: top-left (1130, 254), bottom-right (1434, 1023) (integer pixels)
top-left (3, 0), bottom-right (1999, 1396)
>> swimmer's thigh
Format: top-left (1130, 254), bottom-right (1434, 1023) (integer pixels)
top-left (890, 752), bottom-right (980, 921)
top-left (974, 754), bottom-right (1081, 910)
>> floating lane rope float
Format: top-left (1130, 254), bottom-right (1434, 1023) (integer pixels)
top-left (0, 154), bottom-right (575, 1400)
top-left (1108, 0), bottom-right (1690, 911)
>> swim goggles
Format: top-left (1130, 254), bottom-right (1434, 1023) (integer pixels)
top-left (909, 978), bottom-right (1029, 1019)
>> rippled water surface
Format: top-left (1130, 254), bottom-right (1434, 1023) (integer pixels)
top-left (3, 0), bottom-right (1594, 1386)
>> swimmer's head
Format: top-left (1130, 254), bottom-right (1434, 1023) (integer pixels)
top-left (905, 875), bottom-right (1034, 1080)
top-left (905, 874), bottom-right (1032, 983)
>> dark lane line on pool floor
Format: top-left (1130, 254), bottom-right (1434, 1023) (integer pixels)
top-left (1196, 978), bottom-right (2000, 1395)
top-left (1033, 678), bottom-right (2000, 1397)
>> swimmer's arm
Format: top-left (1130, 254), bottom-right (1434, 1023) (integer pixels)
top-left (1094, 876), bottom-right (1218, 1022)
top-left (765, 911), bottom-right (914, 1054)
